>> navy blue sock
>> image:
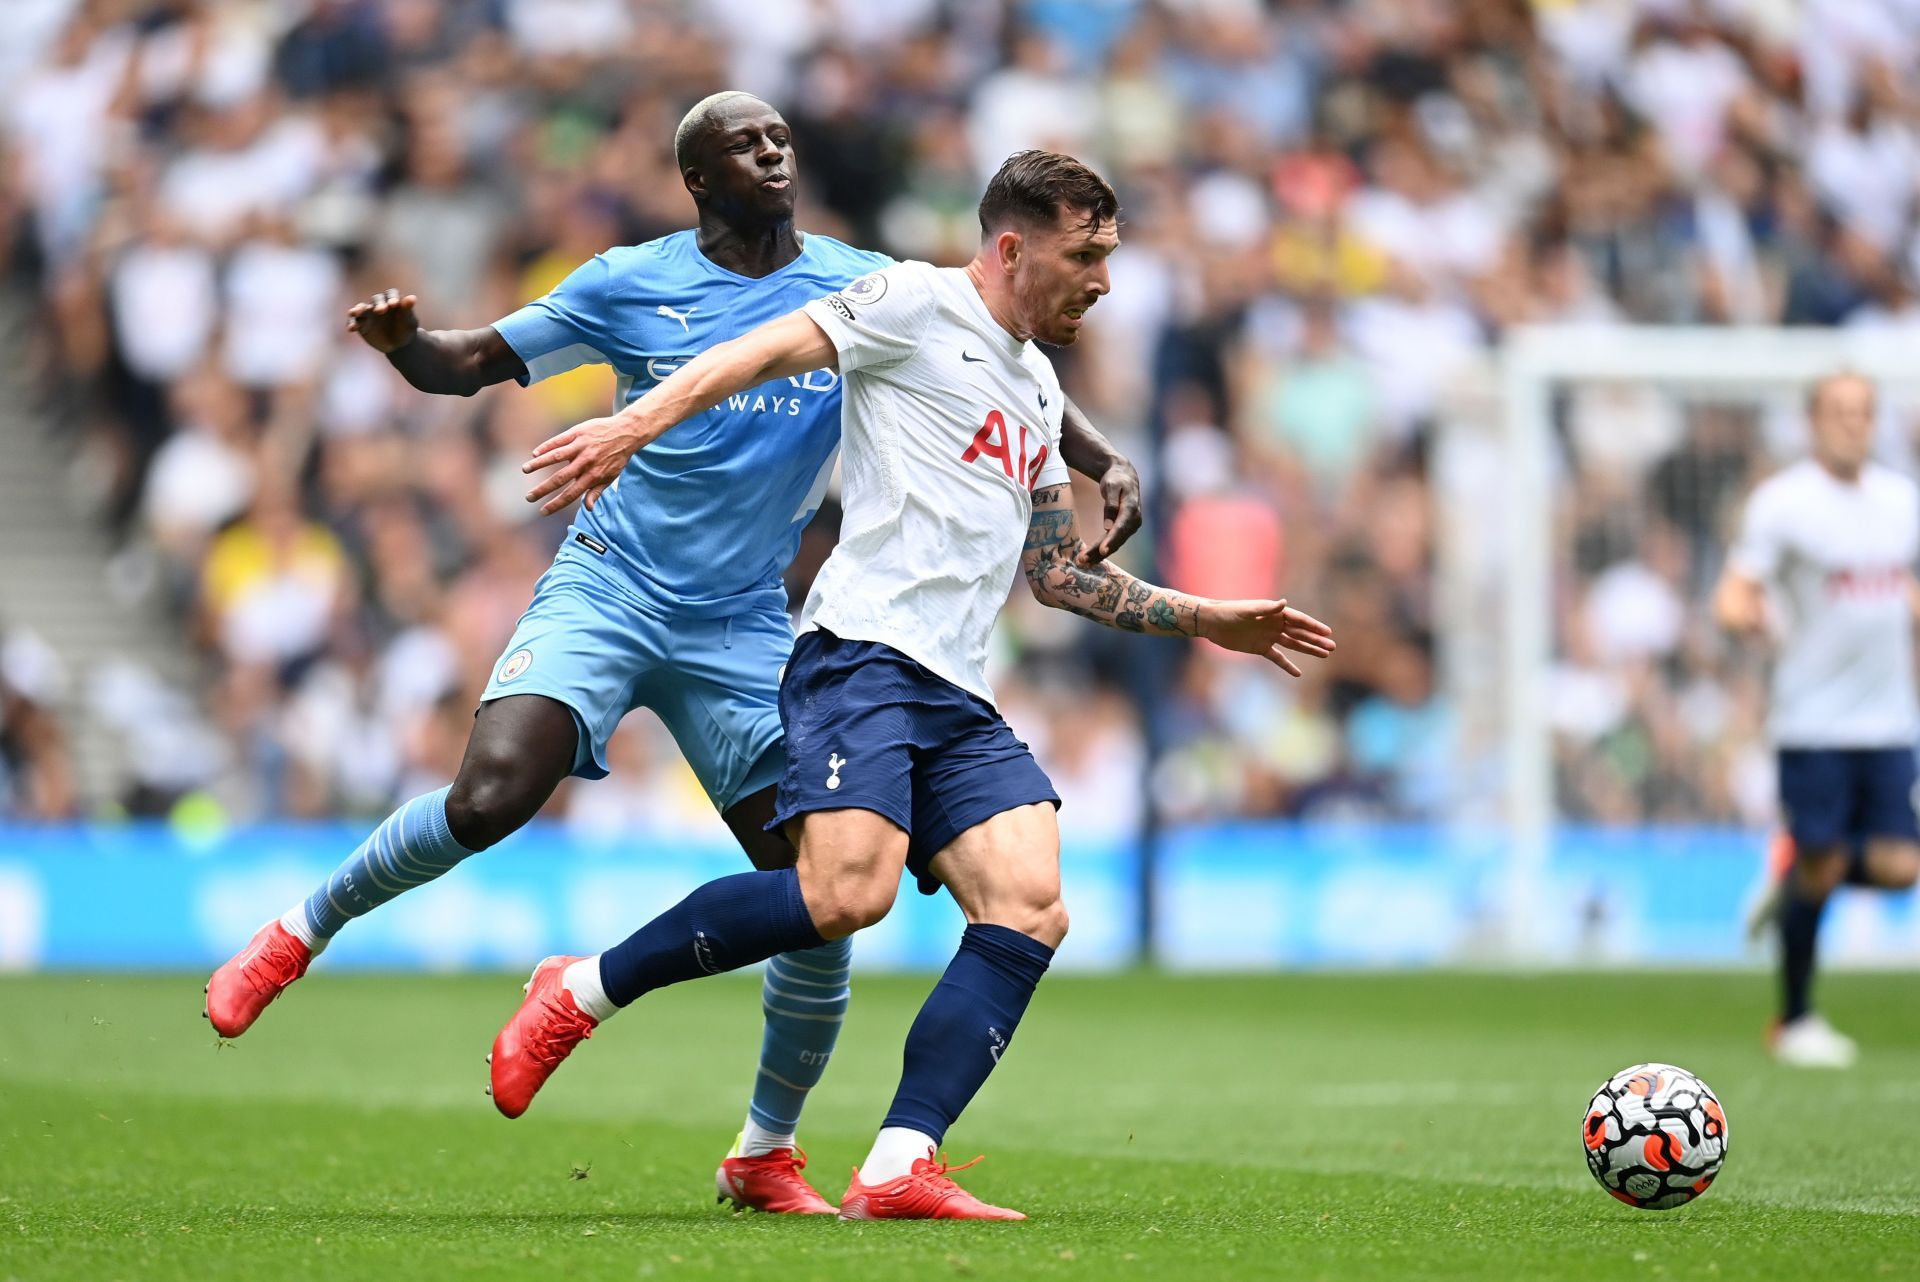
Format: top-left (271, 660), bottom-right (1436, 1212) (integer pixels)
top-left (881, 923), bottom-right (1055, 1144)
top-left (1780, 888), bottom-right (1826, 1023)
top-left (598, 868), bottom-right (825, 1008)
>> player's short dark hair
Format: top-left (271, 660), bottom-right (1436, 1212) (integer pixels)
top-left (977, 151), bottom-right (1118, 238)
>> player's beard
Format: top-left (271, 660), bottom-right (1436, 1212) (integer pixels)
top-left (1017, 274), bottom-right (1085, 347)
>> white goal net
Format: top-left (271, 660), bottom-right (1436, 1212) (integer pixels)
top-left (1433, 326), bottom-right (1920, 957)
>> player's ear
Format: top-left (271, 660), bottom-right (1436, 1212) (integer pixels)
top-left (995, 228), bottom-right (1023, 274)
top-left (682, 165), bottom-right (706, 201)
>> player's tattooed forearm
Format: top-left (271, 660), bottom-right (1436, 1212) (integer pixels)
top-left (1024, 507), bottom-right (1075, 551)
top-left (1023, 491), bottom-right (1202, 637)
top-left (1147, 599), bottom-right (1194, 634)
top-left (1114, 577), bottom-right (1153, 630)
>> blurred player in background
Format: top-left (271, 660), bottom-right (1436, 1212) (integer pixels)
top-left (1715, 371), bottom-right (1920, 1068)
top-left (488, 151), bottom-right (1334, 1219)
top-left (202, 94), bottom-right (1143, 1213)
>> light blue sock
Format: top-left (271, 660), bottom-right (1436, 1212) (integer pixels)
top-left (748, 936), bottom-right (853, 1136)
top-left (300, 786), bottom-right (476, 941)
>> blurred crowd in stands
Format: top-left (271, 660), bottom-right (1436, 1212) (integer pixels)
top-left (2, 0), bottom-right (1918, 830)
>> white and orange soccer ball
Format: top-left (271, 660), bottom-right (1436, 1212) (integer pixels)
top-left (1582, 1063), bottom-right (1728, 1210)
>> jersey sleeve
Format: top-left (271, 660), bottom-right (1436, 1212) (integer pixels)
top-left (491, 253), bottom-right (617, 386)
top-left (801, 262), bottom-right (939, 374)
top-left (1033, 363), bottom-right (1069, 491)
top-left (1033, 441), bottom-right (1070, 492)
top-left (1728, 481), bottom-right (1784, 583)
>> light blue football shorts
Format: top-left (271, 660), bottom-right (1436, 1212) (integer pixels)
top-left (478, 550), bottom-right (790, 812)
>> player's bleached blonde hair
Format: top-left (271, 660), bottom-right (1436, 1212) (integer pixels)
top-left (673, 91), bottom-right (771, 172)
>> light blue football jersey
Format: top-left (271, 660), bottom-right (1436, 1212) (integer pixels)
top-left (493, 230), bottom-right (892, 617)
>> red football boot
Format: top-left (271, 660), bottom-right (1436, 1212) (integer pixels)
top-left (715, 1139), bottom-right (837, 1214)
top-left (487, 956), bottom-right (597, 1118)
top-left (204, 920), bottom-right (314, 1038)
top-left (837, 1151), bottom-right (1025, 1221)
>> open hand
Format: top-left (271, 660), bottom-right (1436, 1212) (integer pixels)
top-left (347, 289), bottom-right (420, 353)
top-left (521, 417), bottom-right (646, 515)
top-left (1197, 599), bottom-right (1335, 677)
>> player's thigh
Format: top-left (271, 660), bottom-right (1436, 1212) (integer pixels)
top-left (723, 780), bottom-right (795, 871)
top-left (791, 807), bottom-right (912, 938)
top-left (480, 561), bottom-right (669, 781)
top-left (926, 802), bottom-right (1065, 946)
top-left (906, 706), bottom-right (1060, 900)
top-left (644, 607), bottom-right (792, 816)
top-left (1777, 749), bottom-right (1852, 853)
top-left (1855, 747), bottom-right (1920, 840)
top-left (766, 631), bottom-right (925, 934)
top-left (1859, 748), bottom-right (1920, 887)
top-left (449, 694), bottom-right (580, 838)
top-left (766, 630), bottom-right (921, 843)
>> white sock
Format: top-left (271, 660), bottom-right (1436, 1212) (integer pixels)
top-left (739, 1116), bottom-right (798, 1158)
top-left (859, 1126), bottom-right (938, 1185)
top-left (562, 955), bottom-right (617, 1022)
top-left (278, 907), bottom-right (325, 956)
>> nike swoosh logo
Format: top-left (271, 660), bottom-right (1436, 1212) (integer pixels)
top-left (960, 351), bottom-right (988, 363)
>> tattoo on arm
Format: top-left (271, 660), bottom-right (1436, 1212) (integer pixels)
top-left (1022, 491), bottom-right (1202, 639)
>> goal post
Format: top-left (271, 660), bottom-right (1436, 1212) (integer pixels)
top-left (1488, 325), bottom-right (1920, 957)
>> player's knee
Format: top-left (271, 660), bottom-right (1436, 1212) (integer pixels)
top-left (1794, 849), bottom-right (1847, 898)
top-left (1026, 895), bottom-right (1070, 950)
top-left (445, 761), bottom-right (543, 851)
top-left (804, 870), bottom-right (899, 939)
top-left (1874, 848), bottom-right (1920, 890)
top-left (994, 882), bottom-right (1068, 949)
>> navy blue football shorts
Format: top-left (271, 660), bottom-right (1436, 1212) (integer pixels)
top-left (769, 628), bottom-right (1060, 895)
top-left (1777, 746), bottom-right (1920, 849)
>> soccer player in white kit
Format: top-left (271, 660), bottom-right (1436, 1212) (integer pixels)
top-left (1716, 371), bottom-right (1920, 1068)
top-left (485, 151), bottom-right (1335, 1217)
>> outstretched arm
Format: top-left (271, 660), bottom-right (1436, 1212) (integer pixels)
top-left (521, 310), bottom-right (839, 514)
top-left (346, 289), bottom-right (527, 396)
top-left (1057, 398), bottom-right (1142, 565)
top-left (1020, 484), bottom-right (1334, 675)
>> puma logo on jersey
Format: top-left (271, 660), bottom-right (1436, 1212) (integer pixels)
top-left (657, 304), bottom-right (698, 332)
top-left (961, 409), bottom-right (1050, 488)
top-left (826, 753), bottom-right (846, 790)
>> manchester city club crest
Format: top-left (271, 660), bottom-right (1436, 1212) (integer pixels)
top-left (496, 648), bottom-right (533, 683)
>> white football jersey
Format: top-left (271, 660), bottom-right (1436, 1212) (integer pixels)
top-left (1729, 458), bottom-right (1920, 748)
top-left (800, 261), bottom-right (1070, 705)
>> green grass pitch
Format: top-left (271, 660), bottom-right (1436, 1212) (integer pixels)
top-left (3, 970), bottom-right (1917, 1281)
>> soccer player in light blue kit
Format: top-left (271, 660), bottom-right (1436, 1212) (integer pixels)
top-left (203, 93), bottom-right (1143, 1214)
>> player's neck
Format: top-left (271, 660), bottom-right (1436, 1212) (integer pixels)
top-left (1816, 455), bottom-right (1863, 484)
top-left (697, 218), bottom-right (803, 278)
top-left (963, 258), bottom-right (1031, 343)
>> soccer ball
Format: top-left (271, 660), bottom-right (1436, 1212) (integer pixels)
top-left (1581, 1063), bottom-right (1728, 1210)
